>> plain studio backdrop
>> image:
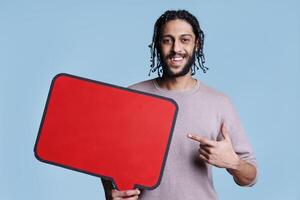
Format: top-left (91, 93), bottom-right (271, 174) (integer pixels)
top-left (0, 0), bottom-right (299, 199)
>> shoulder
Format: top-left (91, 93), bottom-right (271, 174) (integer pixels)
top-left (199, 82), bottom-right (242, 121)
top-left (197, 80), bottom-right (231, 104)
top-left (127, 79), bottom-right (156, 91)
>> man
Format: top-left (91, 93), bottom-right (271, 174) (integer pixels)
top-left (101, 10), bottom-right (258, 200)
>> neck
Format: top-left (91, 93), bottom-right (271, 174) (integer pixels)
top-left (157, 70), bottom-right (196, 91)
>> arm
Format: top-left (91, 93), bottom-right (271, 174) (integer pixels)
top-left (100, 178), bottom-right (140, 200)
top-left (101, 178), bottom-right (114, 200)
top-left (188, 123), bottom-right (257, 186)
top-left (226, 159), bottom-right (257, 186)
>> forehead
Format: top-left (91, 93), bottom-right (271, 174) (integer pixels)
top-left (161, 19), bottom-right (195, 37)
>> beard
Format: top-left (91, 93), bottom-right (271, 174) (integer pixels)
top-left (160, 47), bottom-right (196, 78)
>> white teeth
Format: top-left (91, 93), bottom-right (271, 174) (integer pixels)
top-left (172, 57), bottom-right (183, 61)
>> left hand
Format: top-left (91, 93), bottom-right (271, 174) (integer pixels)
top-left (187, 123), bottom-right (240, 169)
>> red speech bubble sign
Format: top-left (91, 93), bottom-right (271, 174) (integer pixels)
top-left (34, 73), bottom-right (178, 191)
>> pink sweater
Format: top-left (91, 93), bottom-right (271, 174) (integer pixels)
top-left (126, 78), bottom-right (257, 200)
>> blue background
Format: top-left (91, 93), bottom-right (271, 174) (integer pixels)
top-left (1, 0), bottom-right (299, 199)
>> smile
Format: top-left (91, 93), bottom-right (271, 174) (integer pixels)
top-left (170, 56), bottom-right (184, 64)
top-left (172, 56), bottom-right (183, 61)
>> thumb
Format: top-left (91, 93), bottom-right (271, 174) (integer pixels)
top-left (221, 123), bottom-right (230, 141)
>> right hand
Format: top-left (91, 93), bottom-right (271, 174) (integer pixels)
top-left (111, 188), bottom-right (140, 200)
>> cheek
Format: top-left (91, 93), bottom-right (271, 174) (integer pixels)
top-left (161, 49), bottom-right (170, 58)
top-left (159, 45), bottom-right (171, 55)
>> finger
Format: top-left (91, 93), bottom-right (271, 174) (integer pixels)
top-left (198, 148), bottom-right (210, 159)
top-left (199, 154), bottom-right (209, 163)
top-left (123, 195), bottom-right (139, 200)
top-left (221, 123), bottom-right (230, 141)
top-left (199, 153), bottom-right (215, 166)
top-left (199, 145), bottom-right (213, 154)
top-left (199, 143), bottom-right (211, 149)
top-left (187, 134), bottom-right (216, 146)
top-left (112, 189), bottom-right (140, 198)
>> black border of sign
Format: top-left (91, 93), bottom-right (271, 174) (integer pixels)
top-left (34, 73), bottom-right (179, 191)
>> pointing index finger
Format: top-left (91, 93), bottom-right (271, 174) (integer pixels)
top-left (187, 134), bottom-right (215, 146)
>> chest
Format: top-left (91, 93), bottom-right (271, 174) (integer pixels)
top-left (172, 96), bottom-right (222, 141)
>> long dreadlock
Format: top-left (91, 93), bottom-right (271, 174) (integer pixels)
top-left (148, 10), bottom-right (209, 77)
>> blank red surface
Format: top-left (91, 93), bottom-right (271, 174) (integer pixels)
top-left (35, 74), bottom-right (178, 190)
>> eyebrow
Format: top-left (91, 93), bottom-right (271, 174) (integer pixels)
top-left (162, 34), bottom-right (193, 38)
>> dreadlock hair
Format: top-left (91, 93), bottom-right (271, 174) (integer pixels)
top-left (148, 10), bottom-right (209, 77)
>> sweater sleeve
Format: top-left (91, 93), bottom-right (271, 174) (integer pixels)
top-left (101, 178), bottom-right (114, 200)
top-left (218, 96), bottom-right (258, 186)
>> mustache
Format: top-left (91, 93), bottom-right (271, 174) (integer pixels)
top-left (167, 52), bottom-right (186, 59)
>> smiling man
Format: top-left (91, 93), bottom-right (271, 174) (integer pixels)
top-left (159, 19), bottom-right (198, 78)
top-left (101, 10), bottom-right (258, 200)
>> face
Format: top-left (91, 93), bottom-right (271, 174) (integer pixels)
top-left (159, 19), bottom-right (198, 77)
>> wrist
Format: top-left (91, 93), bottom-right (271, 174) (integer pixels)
top-left (227, 154), bottom-right (241, 172)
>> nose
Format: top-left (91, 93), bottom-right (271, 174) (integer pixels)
top-left (172, 39), bottom-right (183, 53)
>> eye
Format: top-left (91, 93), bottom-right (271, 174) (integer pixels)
top-left (181, 38), bottom-right (190, 43)
top-left (162, 39), bottom-right (172, 44)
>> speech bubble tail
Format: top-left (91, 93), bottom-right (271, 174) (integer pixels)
top-left (113, 178), bottom-right (135, 191)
